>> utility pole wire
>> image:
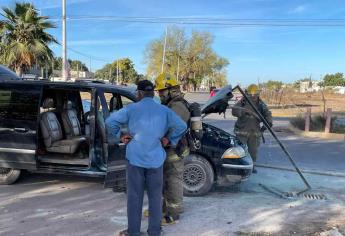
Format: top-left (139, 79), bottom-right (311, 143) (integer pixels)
top-left (54, 42), bottom-right (109, 62)
top-left (50, 15), bottom-right (345, 27)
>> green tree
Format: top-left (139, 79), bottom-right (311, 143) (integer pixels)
top-left (53, 57), bottom-right (88, 72)
top-left (0, 2), bottom-right (57, 76)
top-left (70, 60), bottom-right (88, 72)
top-left (144, 26), bottom-right (229, 90)
top-left (95, 58), bottom-right (138, 84)
top-left (209, 56), bottom-right (229, 87)
top-left (293, 78), bottom-right (310, 89)
top-left (319, 73), bottom-right (345, 87)
top-left (144, 26), bottom-right (187, 80)
top-left (117, 58), bottom-right (138, 83)
top-left (95, 63), bottom-right (113, 80)
top-left (261, 80), bottom-right (283, 90)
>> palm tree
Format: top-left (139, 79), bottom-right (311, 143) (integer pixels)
top-left (0, 2), bottom-right (57, 76)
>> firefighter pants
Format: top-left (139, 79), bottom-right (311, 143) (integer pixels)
top-left (237, 134), bottom-right (261, 163)
top-left (163, 158), bottom-right (184, 218)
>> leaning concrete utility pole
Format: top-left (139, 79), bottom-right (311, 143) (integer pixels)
top-left (62, 0), bottom-right (67, 81)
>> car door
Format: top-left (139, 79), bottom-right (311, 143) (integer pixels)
top-left (103, 90), bottom-right (135, 188)
top-left (0, 83), bottom-right (41, 170)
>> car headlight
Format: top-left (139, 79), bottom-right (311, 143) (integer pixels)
top-left (221, 146), bottom-right (246, 159)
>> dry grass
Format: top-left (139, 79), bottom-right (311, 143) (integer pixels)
top-left (260, 89), bottom-right (345, 117)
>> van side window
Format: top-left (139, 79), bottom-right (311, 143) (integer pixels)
top-left (0, 86), bottom-right (40, 122)
top-left (80, 91), bottom-right (91, 113)
top-left (121, 96), bottom-right (133, 107)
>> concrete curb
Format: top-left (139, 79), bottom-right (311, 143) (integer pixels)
top-left (288, 126), bottom-right (345, 141)
top-left (256, 163), bottom-right (345, 178)
top-left (272, 114), bottom-right (297, 118)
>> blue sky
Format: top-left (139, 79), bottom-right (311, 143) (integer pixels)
top-left (2, 0), bottom-right (345, 85)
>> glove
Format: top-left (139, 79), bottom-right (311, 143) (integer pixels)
top-left (260, 122), bottom-right (272, 132)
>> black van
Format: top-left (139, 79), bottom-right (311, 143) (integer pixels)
top-left (0, 75), bottom-right (252, 196)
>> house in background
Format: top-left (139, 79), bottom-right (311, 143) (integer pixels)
top-left (51, 70), bottom-right (94, 82)
top-left (333, 86), bottom-right (345, 94)
top-left (300, 80), bottom-right (321, 93)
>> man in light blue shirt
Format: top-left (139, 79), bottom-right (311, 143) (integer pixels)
top-left (106, 80), bottom-right (186, 236)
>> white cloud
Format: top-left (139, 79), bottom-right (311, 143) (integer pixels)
top-left (289, 4), bottom-right (308, 14)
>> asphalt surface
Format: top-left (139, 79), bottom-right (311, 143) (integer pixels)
top-left (204, 115), bottom-right (345, 173)
top-left (1, 92), bottom-right (344, 236)
top-left (187, 91), bottom-right (345, 173)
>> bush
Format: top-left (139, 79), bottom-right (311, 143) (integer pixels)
top-left (290, 115), bottom-right (339, 133)
top-left (290, 115), bottom-right (305, 130)
top-left (333, 119), bottom-right (345, 133)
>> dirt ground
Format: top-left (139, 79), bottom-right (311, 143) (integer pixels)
top-left (1, 167), bottom-right (344, 236)
top-left (259, 90), bottom-right (345, 117)
top-left (82, 86), bottom-right (345, 117)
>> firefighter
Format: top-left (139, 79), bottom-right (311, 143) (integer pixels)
top-left (155, 73), bottom-right (190, 225)
top-left (232, 84), bottom-right (272, 173)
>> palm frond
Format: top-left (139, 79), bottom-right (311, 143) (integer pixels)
top-left (1, 2), bottom-right (57, 72)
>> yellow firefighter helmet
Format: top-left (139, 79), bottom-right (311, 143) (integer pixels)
top-left (246, 84), bottom-right (260, 95)
top-left (154, 73), bottom-right (179, 91)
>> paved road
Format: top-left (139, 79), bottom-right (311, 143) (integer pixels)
top-left (204, 114), bottom-right (345, 173)
top-left (188, 92), bottom-right (345, 173)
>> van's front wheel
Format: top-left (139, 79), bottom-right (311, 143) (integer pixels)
top-left (183, 154), bottom-right (214, 196)
top-left (0, 168), bottom-right (21, 185)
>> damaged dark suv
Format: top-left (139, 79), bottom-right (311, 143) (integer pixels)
top-left (0, 68), bottom-right (252, 196)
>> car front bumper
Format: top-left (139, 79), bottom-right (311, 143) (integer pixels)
top-left (217, 154), bottom-right (253, 186)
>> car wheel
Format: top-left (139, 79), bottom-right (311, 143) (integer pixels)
top-left (183, 154), bottom-right (214, 196)
top-left (0, 168), bottom-right (21, 185)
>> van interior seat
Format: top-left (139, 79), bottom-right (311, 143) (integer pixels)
top-left (61, 100), bottom-right (83, 138)
top-left (40, 98), bottom-right (85, 154)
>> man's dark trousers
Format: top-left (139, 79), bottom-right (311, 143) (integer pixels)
top-left (127, 162), bottom-right (163, 236)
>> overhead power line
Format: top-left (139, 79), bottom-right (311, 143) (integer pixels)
top-left (49, 15), bottom-right (345, 27)
top-left (67, 47), bottom-right (109, 62)
top-left (54, 42), bottom-right (109, 63)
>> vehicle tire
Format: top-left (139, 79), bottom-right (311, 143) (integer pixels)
top-left (183, 154), bottom-right (214, 197)
top-left (0, 168), bottom-right (21, 185)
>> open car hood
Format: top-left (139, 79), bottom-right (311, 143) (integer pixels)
top-left (201, 85), bottom-right (233, 115)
